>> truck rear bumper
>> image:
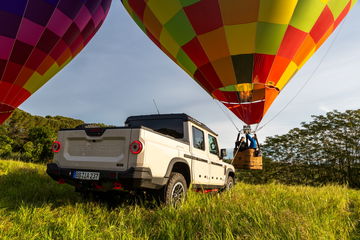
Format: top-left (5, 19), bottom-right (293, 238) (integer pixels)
top-left (46, 163), bottom-right (168, 190)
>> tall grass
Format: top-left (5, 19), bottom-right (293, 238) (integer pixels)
top-left (0, 160), bottom-right (359, 240)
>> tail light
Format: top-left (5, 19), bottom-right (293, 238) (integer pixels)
top-left (52, 141), bottom-right (61, 153)
top-left (57, 179), bottom-right (65, 184)
top-left (113, 182), bottom-right (123, 190)
top-left (130, 140), bottom-right (143, 154)
top-left (94, 183), bottom-right (103, 190)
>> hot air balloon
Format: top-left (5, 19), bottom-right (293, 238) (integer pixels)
top-left (121, 0), bottom-right (357, 126)
top-left (0, 0), bottom-right (112, 124)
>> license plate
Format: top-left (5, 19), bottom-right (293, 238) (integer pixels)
top-left (73, 171), bottom-right (100, 180)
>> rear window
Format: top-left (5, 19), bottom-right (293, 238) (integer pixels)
top-left (127, 119), bottom-right (184, 139)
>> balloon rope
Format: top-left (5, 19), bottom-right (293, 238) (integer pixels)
top-left (254, 123), bottom-right (260, 133)
top-left (256, 19), bottom-right (347, 133)
top-left (231, 144), bottom-right (241, 165)
top-left (214, 99), bottom-right (241, 132)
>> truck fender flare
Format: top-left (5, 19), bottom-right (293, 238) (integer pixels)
top-left (165, 158), bottom-right (190, 178)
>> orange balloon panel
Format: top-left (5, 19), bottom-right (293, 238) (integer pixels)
top-left (122, 0), bottom-right (356, 125)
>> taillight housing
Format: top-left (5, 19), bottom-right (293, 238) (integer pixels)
top-left (130, 140), bottom-right (143, 154)
top-left (52, 141), bottom-right (61, 153)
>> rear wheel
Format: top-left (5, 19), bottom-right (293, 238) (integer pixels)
top-left (160, 172), bottom-right (187, 206)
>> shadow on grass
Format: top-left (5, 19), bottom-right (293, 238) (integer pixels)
top-left (236, 163), bottom-right (360, 190)
top-left (0, 167), bottom-right (80, 210)
top-left (350, 201), bottom-right (360, 240)
top-left (83, 190), bottom-right (161, 209)
top-left (353, 225), bottom-right (360, 240)
top-left (0, 168), bottom-right (159, 210)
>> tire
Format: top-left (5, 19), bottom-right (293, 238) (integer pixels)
top-left (225, 176), bottom-right (234, 190)
top-left (161, 172), bottom-right (187, 206)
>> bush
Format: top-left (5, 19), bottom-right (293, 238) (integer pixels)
top-left (26, 127), bottom-right (55, 162)
top-left (0, 136), bottom-right (13, 158)
top-left (0, 109), bottom-right (86, 163)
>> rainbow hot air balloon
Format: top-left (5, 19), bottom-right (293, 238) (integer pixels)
top-left (0, 0), bottom-right (112, 124)
top-left (121, 0), bottom-right (357, 125)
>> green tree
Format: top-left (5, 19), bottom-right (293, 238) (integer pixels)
top-left (262, 109), bottom-right (360, 187)
top-left (0, 135), bottom-right (13, 158)
top-left (22, 141), bottom-right (43, 162)
top-left (27, 126), bottom-right (55, 162)
top-left (0, 109), bottom-right (89, 162)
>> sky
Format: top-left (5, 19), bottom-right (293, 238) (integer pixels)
top-left (20, 2), bottom-right (360, 148)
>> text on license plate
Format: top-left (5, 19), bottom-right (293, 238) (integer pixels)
top-left (73, 171), bottom-right (100, 180)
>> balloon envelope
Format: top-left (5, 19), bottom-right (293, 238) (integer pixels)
top-left (121, 0), bottom-right (357, 125)
top-left (0, 0), bottom-right (112, 124)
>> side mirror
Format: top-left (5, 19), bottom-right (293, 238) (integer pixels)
top-left (220, 149), bottom-right (227, 159)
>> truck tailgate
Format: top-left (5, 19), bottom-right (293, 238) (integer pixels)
top-left (56, 128), bottom-right (132, 171)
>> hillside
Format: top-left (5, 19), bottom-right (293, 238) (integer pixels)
top-left (0, 160), bottom-right (359, 240)
top-left (3, 109), bottom-right (85, 132)
top-left (0, 109), bottom-right (100, 163)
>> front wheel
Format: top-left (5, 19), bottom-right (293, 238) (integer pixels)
top-left (161, 172), bottom-right (187, 206)
top-left (225, 176), bottom-right (234, 190)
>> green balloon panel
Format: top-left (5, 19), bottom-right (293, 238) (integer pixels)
top-left (122, 0), bottom-right (356, 124)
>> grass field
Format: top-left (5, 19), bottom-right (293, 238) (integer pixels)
top-left (0, 160), bottom-right (359, 240)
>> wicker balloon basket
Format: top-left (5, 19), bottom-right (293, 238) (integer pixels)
top-left (232, 149), bottom-right (263, 170)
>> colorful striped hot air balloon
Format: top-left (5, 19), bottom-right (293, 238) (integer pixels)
top-left (0, 0), bottom-right (112, 124)
top-left (121, 0), bottom-right (357, 125)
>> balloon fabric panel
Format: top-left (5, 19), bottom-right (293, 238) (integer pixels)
top-left (0, 0), bottom-right (111, 124)
top-left (122, 0), bottom-right (356, 125)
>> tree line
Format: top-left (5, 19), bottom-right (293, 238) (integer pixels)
top-left (238, 109), bottom-right (360, 188)
top-left (0, 109), bottom-right (359, 187)
top-left (0, 109), bottom-right (84, 162)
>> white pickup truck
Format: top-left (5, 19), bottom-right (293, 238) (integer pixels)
top-left (47, 114), bottom-right (235, 204)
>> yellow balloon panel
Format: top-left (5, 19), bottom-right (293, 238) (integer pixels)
top-left (122, 0), bottom-right (356, 124)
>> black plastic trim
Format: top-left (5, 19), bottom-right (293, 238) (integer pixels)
top-left (60, 126), bottom-right (131, 131)
top-left (125, 113), bottom-right (218, 136)
top-left (184, 154), bottom-right (208, 163)
top-left (211, 161), bottom-right (223, 167)
top-left (192, 184), bottom-right (224, 189)
top-left (46, 163), bottom-right (167, 190)
top-left (226, 168), bottom-right (236, 184)
top-left (165, 158), bottom-right (190, 178)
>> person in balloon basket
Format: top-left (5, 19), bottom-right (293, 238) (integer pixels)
top-left (234, 133), bottom-right (262, 156)
top-left (234, 136), bottom-right (248, 154)
top-left (246, 133), bottom-right (262, 157)
top-left (246, 134), bottom-right (257, 149)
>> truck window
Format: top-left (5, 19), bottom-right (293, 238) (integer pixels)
top-left (127, 119), bottom-right (184, 139)
top-left (192, 126), bottom-right (205, 150)
top-left (208, 135), bottom-right (219, 155)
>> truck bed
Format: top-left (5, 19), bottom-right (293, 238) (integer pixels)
top-left (54, 127), bottom-right (132, 171)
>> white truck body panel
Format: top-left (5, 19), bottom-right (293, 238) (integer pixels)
top-left (55, 129), bottom-right (132, 171)
top-left (140, 129), bottom-right (190, 178)
top-left (49, 114), bottom-right (235, 191)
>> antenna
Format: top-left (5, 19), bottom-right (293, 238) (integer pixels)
top-left (153, 99), bottom-right (160, 115)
